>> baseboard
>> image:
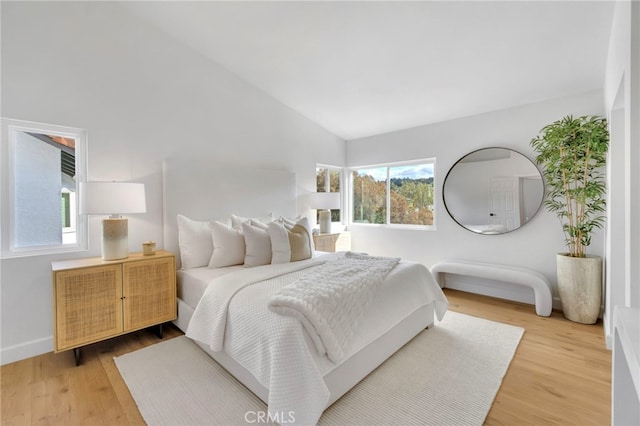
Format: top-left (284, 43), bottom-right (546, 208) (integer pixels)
top-left (444, 275), bottom-right (563, 312)
top-left (1, 336), bottom-right (53, 365)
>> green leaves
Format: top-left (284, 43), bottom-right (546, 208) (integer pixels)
top-left (530, 115), bottom-right (609, 258)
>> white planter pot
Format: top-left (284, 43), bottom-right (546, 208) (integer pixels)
top-left (556, 254), bottom-right (602, 324)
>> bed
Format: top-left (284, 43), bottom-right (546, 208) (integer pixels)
top-left (162, 158), bottom-right (448, 425)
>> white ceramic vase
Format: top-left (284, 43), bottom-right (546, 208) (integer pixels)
top-left (556, 254), bottom-right (602, 324)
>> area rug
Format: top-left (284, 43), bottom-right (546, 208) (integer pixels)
top-left (114, 311), bottom-right (523, 425)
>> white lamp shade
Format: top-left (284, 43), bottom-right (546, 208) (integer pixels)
top-left (79, 182), bottom-right (146, 215)
top-left (310, 192), bottom-right (341, 210)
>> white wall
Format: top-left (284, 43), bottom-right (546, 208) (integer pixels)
top-left (0, 2), bottom-right (345, 364)
top-left (347, 90), bottom-right (605, 308)
top-left (603, 0), bottom-right (640, 347)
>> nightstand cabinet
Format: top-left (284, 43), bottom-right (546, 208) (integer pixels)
top-left (313, 231), bottom-right (351, 253)
top-left (52, 251), bottom-right (176, 363)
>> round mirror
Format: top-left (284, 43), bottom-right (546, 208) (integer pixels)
top-left (443, 147), bottom-right (544, 234)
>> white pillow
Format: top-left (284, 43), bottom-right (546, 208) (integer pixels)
top-left (231, 213), bottom-right (275, 230)
top-left (177, 214), bottom-right (213, 269)
top-left (268, 218), bottom-right (313, 264)
top-left (242, 222), bottom-right (272, 267)
top-left (209, 221), bottom-right (246, 268)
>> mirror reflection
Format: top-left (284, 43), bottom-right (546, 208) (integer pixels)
top-left (443, 148), bottom-right (544, 234)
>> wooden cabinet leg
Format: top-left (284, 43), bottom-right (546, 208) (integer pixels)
top-left (73, 347), bottom-right (81, 366)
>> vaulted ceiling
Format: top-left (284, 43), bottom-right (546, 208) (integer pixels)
top-left (122, 1), bottom-right (615, 140)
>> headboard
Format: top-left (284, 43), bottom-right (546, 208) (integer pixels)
top-left (162, 157), bottom-right (297, 268)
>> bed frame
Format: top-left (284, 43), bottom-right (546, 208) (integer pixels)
top-left (162, 157), bottom-right (435, 408)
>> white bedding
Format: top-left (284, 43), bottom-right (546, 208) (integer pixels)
top-left (176, 252), bottom-right (333, 309)
top-left (177, 264), bottom-right (243, 308)
top-left (186, 253), bottom-right (448, 425)
top-left (269, 252), bottom-right (400, 363)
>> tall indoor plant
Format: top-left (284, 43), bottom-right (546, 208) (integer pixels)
top-left (530, 115), bottom-right (609, 324)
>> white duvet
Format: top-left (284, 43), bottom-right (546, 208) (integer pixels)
top-left (186, 253), bottom-right (448, 425)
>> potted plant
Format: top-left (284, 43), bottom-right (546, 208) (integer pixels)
top-left (530, 115), bottom-right (609, 324)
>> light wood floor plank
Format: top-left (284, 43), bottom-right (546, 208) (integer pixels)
top-left (0, 290), bottom-right (611, 425)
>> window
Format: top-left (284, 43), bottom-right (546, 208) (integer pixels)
top-left (1, 118), bottom-right (87, 257)
top-left (351, 159), bottom-right (435, 227)
top-left (315, 165), bottom-right (342, 222)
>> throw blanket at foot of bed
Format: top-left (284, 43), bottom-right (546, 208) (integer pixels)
top-left (269, 252), bottom-right (400, 363)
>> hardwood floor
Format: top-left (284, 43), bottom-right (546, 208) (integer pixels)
top-left (1, 289), bottom-right (611, 425)
top-left (448, 290), bottom-right (611, 426)
top-left (1, 326), bottom-right (182, 426)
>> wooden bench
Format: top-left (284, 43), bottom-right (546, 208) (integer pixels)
top-left (430, 259), bottom-right (553, 317)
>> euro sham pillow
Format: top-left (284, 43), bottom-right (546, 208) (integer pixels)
top-left (209, 221), bottom-right (246, 268)
top-left (177, 214), bottom-right (213, 269)
top-left (268, 217), bottom-right (313, 264)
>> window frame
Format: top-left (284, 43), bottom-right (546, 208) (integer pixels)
top-left (348, 158), bottom-right (437, 230)
top-left (1, 118), bottom-right (88, 258)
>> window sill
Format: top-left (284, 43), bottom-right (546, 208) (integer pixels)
top-left (1, 243), bottom-right (88, 259)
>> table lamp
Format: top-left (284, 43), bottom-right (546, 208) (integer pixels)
top-left (79, 182), bottom-right (146, 260)
top-left (311, 192), bottom-right (340, 234)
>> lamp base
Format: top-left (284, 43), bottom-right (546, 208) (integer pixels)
top-left (319, 210), bottom-right (332, 234)
top-left (102, 218), bottom-right (128, 260)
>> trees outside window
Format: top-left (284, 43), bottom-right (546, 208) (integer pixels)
top-left (352, 167), bottom-right (386, 224)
